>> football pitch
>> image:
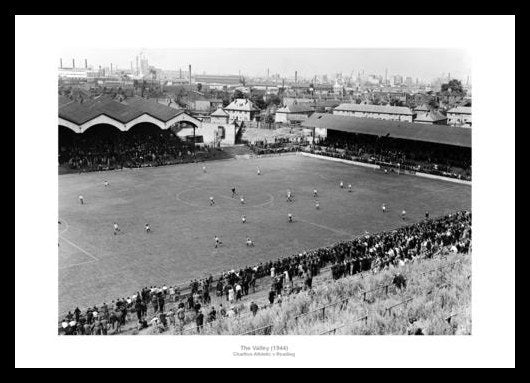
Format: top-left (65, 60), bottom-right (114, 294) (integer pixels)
top-left (58, 154), bottom-right (471, 314)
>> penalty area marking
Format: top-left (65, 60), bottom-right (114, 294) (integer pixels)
top-left (295, 218), bottom-right (352, 237)
top-left (59, 225), bottom-right (99, 269)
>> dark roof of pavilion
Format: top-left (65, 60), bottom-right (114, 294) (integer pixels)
top-left (302, 113), bottom-right (471, 148)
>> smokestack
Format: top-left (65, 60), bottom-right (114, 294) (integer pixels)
top-left (136, 56), bottom-right (139, 75)
top-left (189, 64), bottom-right (192, 85)
top-left (179, 68), bottom-right (182, 79)
top-left (60, 58), bottom-right (63, 69)
top-left (85, 59), bottom-right (88, 69)
top-left (267, 68), bottom-right (269, 79)
top-left (295, 71), bottom-right (297, 83)
top-left (111, 63), bottom-right (113, 73)
top-left (72, 59), bottom-right (75, 68)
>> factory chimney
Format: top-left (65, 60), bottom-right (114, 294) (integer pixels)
top-left (189, 64), bottom-right (192, 85)
top-left (179, 68), bottom-right (182, 79)
top-left (295, 71), bottom-right (297, 83)
top-left (136, 56), bottom-right (139, 75)
top-left (85, 59), bottom-right (88, 69)
top-left (72, 59), bottom-right (75, 68)
top-left (111, 63), bottom-right (113, 73)
top-left (60, 58), bottom-right (63, 69)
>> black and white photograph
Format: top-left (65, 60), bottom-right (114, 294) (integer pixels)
top-left (15, 15), bottom-right (515, 368)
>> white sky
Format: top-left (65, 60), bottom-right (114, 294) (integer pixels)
top-left (59, 48), bottom-right (471, 82)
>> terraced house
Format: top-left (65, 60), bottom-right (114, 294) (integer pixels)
top-left (447, 106), bottom-right (472, 127)
top-left (333, 103), bottom-right (416, 122)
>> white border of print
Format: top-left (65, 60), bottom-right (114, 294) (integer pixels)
top-left (15, 15), bottom-right (515, 368)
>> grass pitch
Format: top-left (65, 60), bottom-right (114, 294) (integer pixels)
top-left (59, 154), bottom-right (471, 313)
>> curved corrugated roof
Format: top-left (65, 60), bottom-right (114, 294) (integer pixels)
top-left (58, 97), bottom-right (183, 125)
top-left (302, 113), bottom-right (471, 148)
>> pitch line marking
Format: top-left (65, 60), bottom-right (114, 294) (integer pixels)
top-left (58, 218), bottom-right (69, 235)
top-left (296, 218), bottom-right (352, 236)
top-left (59, 258), bottom-right (98, 270)
top-left (59, 235), bottom-right (99, 262)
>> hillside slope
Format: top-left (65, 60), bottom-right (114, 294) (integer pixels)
top-left (142, 250), bottom-right (471, 335)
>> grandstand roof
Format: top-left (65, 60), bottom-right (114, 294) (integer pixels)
top-left (59, 96), bottom-right (183, 125)
top-left (302, 113), bottom-right (471, 148)
top-left (334, 103), bottom-right (414, 115)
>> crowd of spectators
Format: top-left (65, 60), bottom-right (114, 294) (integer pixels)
top-left (309, 134), bottom-right (471, 180)
top-left (247, 141), bottom-right (306, 156)
top-left (59, 126), bottom-right (221, 172)
top-left (59, 210), bottom-right (471, 335)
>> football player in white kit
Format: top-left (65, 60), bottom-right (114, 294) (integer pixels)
top-left (382, 204), bottom-right (387, 213)
top-left (78, 195), bottom-right (84, 204)
top-left (257, 167), bottom-right (261, 176)
top-left (348, 184), bottom-right (352, 192)
top-left (214, 235), bottom-right (222, 248)
top-left (145, 223), bottom-right (151, 233)
top-left (313, 189), bottom-right (318, 198)
top-left (288, 213), bottom-right (293, 223)
top-left (340, 181), bottom-right (344, 189)
top-left (401, 210), bottom-right (407, 220)
top-left (286, 190), bottom-right (293, 202)
top-left (246, 237), bottom-right (254, 247)
top-left (315, 201), bottom-right (320, 210)
top-left (113, 222), bottom-right (120, 235)
top-left (104, 180), bottom-right (109, 187)
top-left (202, 166), bottom-right (207, 173)
top-left (209, 197), bottom-right (215, 206)
top-left (240, 196), bottom-right (245, 205)
top-left (241, 215), bottom-right (247, 224)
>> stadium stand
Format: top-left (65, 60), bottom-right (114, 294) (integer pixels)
top-left (301, 114), bottom-right (471, 180)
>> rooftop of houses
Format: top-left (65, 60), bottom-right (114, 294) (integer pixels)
top-left (334, 103), bottom-right (414, 115)
top-left (447, 106), bottom-right (472, 114)
top-left (224, 98), bottom-right (259, 112)
top-left (210, 107), bottom-right (229, 117)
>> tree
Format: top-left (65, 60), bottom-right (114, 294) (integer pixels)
top-left (267, 94), bottom-right (282, 107)
top-left (428, 98), bottom-right (439, 109)
top-left (441, 79), bottom-right (464, 95)
top-left (233, 89), bottom-right (245, 100)
top-left (251, 95), bottom-right (266, 110)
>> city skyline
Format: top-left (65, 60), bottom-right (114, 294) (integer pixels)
top-left (58, 48), bottom-right (471, 83)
